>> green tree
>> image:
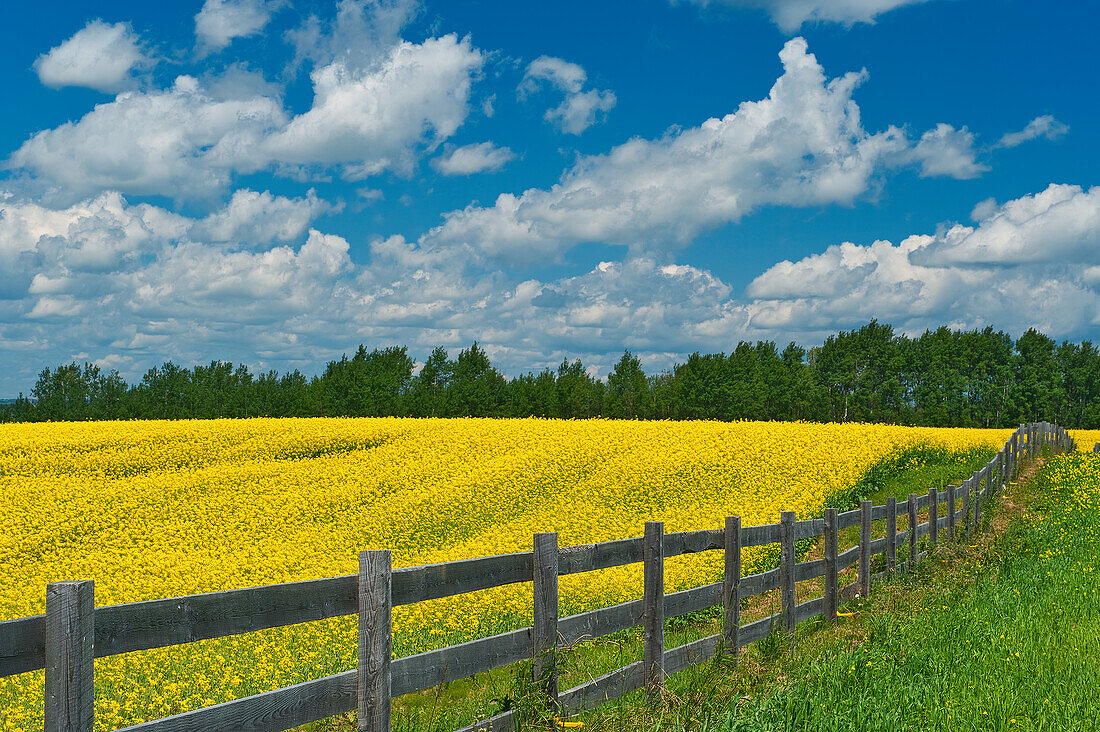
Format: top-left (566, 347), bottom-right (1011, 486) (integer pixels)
top-left (607, 350), bottom-right (649, 418)
top-left (1011, 329), bottom-right (1063, 423)
top-left (408, 347), bottom-right (454, 417)
top-left (449, 342), bottom-right (506, 416)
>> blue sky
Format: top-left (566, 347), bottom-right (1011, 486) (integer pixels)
top-left (0, 0), bottom-right (1097, 395)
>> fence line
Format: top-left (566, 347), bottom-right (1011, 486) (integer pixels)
top-left (0, 422), bottom-right (1074, 732)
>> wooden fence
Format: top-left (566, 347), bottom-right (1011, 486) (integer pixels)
top-left (0, 422), bottom-right (1075, 732)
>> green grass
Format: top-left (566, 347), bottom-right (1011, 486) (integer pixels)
top-left (842, 444), bottom-right (996, 506)
top-left (664, 450), bottom-right (1100, 732)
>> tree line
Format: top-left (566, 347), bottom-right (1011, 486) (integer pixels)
top-left (4, 320), bottom-right (1100, 427)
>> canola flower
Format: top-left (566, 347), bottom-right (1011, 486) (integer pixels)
top-left (0, 418), bottom-right (1010, 730)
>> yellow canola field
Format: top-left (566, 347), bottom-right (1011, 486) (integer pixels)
top-left (0, 418), bottom-right (1009, 730)
top-left (1069, 429), bottom-right (1100, 455)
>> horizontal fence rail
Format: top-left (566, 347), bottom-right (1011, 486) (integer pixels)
top-left (2, 422), bottom-right (1073, 732)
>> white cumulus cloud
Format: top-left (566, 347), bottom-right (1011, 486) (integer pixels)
top-left (263, 34), bottom-right (484, 179)
top-left (905, 123), bottom-right (988, 179)
top-left (996, 114), bottom-right (1069, 149)
top-left (10, 33), bottom-right (485, 200)
top-left (8, 75), bottom-right (287, 202)
top-left (746, 183), bottom-right (1100, 336)
top-left (195, 0), bottom-right (280, 54)
top-left (911, 184), bottom-right (1100, 266)
top-left (191, 188), bottom-right (333, 246)
top-left (519, 56), bottom-right (616, 134)
top-left (431, 142), bottom-right (515, 176)
top-left (34, 20), bottom-right (148, 93)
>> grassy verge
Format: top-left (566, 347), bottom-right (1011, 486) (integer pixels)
top-left (570, 447), bottom-right (1100, 732)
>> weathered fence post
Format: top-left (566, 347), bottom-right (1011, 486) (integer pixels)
top-left (1008, 435), bottom-right (1015, 478)
top-left (45, 580), bottom-right (94, 732)
top-left (358, 550), bottom-right (392, 732)
top-left (723, 516), bottom-right (741, 658)
top-left (964, 480), bottom-right (972, 543)
top-left (907, 494), bottom-right (918, 571)
top-left (823, 508), bottom-right (838, 623)
top-left (885, 498), bottom-right (897, 575)
top-left (533, 532), bottom-right (559, 706)
top-left (928, 487), bottom-right (938, 547)
top-left (859, 500), bottom-right (871, 598)
top-left (643, 521), bottom-right (664, 701)
top-left (973, 471), bottom-right (983, 533)
top-left (780, 512), bottom-right (797, 636)
top-left (946, 485), bottom-right (956, 541)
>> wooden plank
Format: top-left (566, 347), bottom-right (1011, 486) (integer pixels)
top-left (823, 508), bottom-right (838, 624)
top-left (859, 500), bottom-right (871, 598)
top-left (869, 537), bottom-right (887, 554)
top-left (394, 552), bottom-right (532, 605)
top-left (391, 627), bottom-right (531, 697)
top-left (964, 477), bottom-right (973, 543)
top-left (643, 521), bottom-right (664, 700)
top-left (358, 551), bottom-right (391, 732)
top-left (885, 498), bottom-right (897, 575)
top-left (908, 494), bottom-right (919, 570)
top-left (741, 522), bottom-right (781, 548)
top-left (0, 614), bottom-right (45, 678)
top-left (558, 538), bottom-right (641, 576)
top-left (795, 518), bottom-right (824, 541)
top-left (665, 582), bottom-right (722, 619)
top-left (739, 567), bottom-right (780, 600)
top-left (973, 470), bottom-right (983, 532)
top-left (838, 508), bottom-right (861, 530)
top-left (837, 545), bottom-right (860, 571)
top-left (558, 660), bottom-right (643, 715)
top-left (915, 521), bottom-right (930, 539)
top-left (739, 612), bottom-right (780, 647)
top-left (723, 516), bottom-right (740, 658)
top-left (839, 580), bottom-right (860, 602)
top-left (928, 487), bottom-right (938, 547)
top-left (457, 709), bottom-right (514, 732)
top-left (663, 529), bottom-right (724, 559)
top-left (558, 600), bottom-right (639, 647)
top-left (664, 633), bottom-right (721, 676)
top-left (532, 533), bottom-right (558, 705)
top-left (871, 505), bottom-right (888, 521)
top-left (114, 670), bottom-right (357, 732)
top-left (780, 512), bottom-right (796, 636)
top-left (947, 484), bottom-right (956, 541)
top-left (92, 575), bottom-right (358, 662)
top-left (794, 558), bottom-right (825, 583)
top-left (45, 580), bottom-right (94, 732)
top-left (795, 596), bottom-right (824, 625)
